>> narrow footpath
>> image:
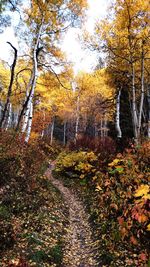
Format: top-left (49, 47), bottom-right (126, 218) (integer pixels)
top-left (46, 164), bottom-right (99, 267)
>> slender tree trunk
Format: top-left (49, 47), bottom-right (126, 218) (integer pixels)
top-left (94, 123), bottom-right (98, 137)
top-left (63, 121), bottom-right (66, 145)
top-left (50, 117), bottom-right (55, 145)
top-left (101, 116), bottom-right (106, 138)
top-left (25, 101), bottom-right (33, 143)
top-left (116, 89), bottom-right (122, 138)
top-left (0, 43), bottom-right (17, 128)
top-left (16, 19), bottom-right (44, 131)
top-left (148, 121), bottom-right (150, 139)
top-left (21, 77), bottom-right (32, 132)
top-left (100, 117), bottom-right (103, 138)
top-left (0, 101), bottom-right (3, 121)
top-left (14, 109), bottom-right (19, 127)
top-left (5, 103), bottom-right (12, 130)
top-left (103, 114), bottom-right (108, 137)
top-left (16, 59), bottom-right (37, 131)
top-left (147, 85), bottom-right (150, 138)
top-left (132, 64), bottom-right (138, 141)
top-left (126, 10), bottom-right (138, 142)
top-left (41, 110), bottom-right (45, 137)
top-left (75, 95), bottom-right (80, 142)
top-left (137, 44), bottom-right (144, 140)
top-left (21, 99), bottom-right (31, 133)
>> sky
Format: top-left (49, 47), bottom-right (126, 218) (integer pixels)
top-left (0, 0), bottom-right (111, 72)
top-left (62, 0), bottom-right (111, 73)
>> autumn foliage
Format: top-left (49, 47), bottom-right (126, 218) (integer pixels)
top-left (55, 140), bottom-right (150, 265)
top-left (0, 131), bottom-right (64, 266)
top-left (0, 0), bottom-right (149, 265)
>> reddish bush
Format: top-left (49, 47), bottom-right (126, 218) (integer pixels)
top-left (136, 141), bottom-right (150, 171)
top-left (68, 135), bottom-right (116, 161)
top-left (0, 131), bottom-right (47, 187)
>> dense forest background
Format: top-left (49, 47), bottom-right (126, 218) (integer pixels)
top-left (0, 0), bottom-right (149, 144)
top-left (0, 0), bottom-right (150, 266)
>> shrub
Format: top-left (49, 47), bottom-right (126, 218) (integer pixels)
top-left (0, 130), bottom-right (59, 260)
top-left (0, 131), bottom-right (60, 187)
top-left (94, 146), bottom-right (150, 252)
top-left (68, 135), bottom-right (116, 161)
top-left (56, 150), bottom-right (98, 180)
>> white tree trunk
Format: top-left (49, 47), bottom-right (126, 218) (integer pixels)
top-left (14, 109), bottom-right (19, 127)
top-left (16, 18), bottom-right (44, 131)
top-left (148, 121), bottom-right (150, 138)
top-left (21, 99), bottom-right (31, 133)
top-left (116, 89), bottom-right (122, 138)
top-left (50, 117), bottom-right (55, 145)
top-left (75, 95), bottom-right (80, 142)
top-left (25, 101), bottom-right (33, 143)
top-left (41, 130), bottom-right (44, 137)
top-left (0, 102), bottom-right (3, 121)
top-left (132, 64), bottom-right (138, 141)
top-left (5, 103), bottom-right (12, 130)
top-left (63, 121), bottom-right (66, 145)
top-left (137, 48), bottom-right (144, 140)
top-left (41, 110), bottom-right (46, 137)
top-left (147, 85), bottom-right (150, 138)
top-left (100, 118), bottom-right (103, 138)
top-left (104, 116), bottom-right (108, 137)
top-left (94, 123), bottom-right (98, 137)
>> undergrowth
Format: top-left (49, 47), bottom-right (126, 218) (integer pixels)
top-left (0, 131), bottom-right (68, 267)
top-left (55, 140), bottom-right (150, 267)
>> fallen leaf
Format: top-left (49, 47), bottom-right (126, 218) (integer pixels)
top-left (134, 184), bottom-right (149, 197)
top-left (130, 235), bottom-right (138, 245)
top-left (139, 252), bottom-right (147, 261)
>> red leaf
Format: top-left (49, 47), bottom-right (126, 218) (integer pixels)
top-left (139, 253), bottom-right (147, 261)
top-left (130, 235), bottom-right (138, 245)
top-left (118, 216), bottom-right (124, 225)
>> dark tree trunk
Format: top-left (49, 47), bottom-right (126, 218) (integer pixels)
top-left (0, 42), bottom-right (17, 128)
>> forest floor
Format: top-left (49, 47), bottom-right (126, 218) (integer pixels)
top-left (0, 163), bottom-right (69, 267)
top-left (45, 164), bottom-right (99, 267)
top-left (0, 159), bottom-right (149, 266)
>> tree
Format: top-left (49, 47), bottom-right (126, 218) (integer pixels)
top-left (95, 0), bottom-right (150, 142)
top-left (74, 69), bottom-right (114, 138)
top-left (16, 0), bottom-right (87, 142)
top-left (0, 42), bottom-right (17, 128)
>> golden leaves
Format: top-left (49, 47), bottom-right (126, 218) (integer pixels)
top-left (95, 184), bottom-right (102, 191)
top-left (108, 158), bottom-right (120, 167)
top-left (147, 224), bottom-right (150, 231)
top-left (134, 184), bottom-right (149, 198)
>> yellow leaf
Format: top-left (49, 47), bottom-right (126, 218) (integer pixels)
top-left (142, 194), bottom-right (150, 200)
top-left (92, 176), bottom-right (98, 181)
top-left (134, 184), bottom-right (149, 197)
top-left (147, 224), bottom-right (150, 231)
top-left (80, 174), bottom-right (85, 179)
top-left (108, 158), bottom-right (120, 167)
top-left (95, 184), bottom-right (102, 191)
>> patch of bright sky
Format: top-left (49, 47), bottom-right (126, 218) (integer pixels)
top-left (0, 0), bottom-right (111, 72)
top-left (0, 11), bottom-right (20, 63)
top-left (62, 0), bottom-right (111, 74)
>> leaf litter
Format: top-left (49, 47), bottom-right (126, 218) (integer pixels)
top-left (46, 165), bottom-right (99, 267)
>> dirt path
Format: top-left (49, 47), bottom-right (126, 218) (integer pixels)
top-left (46, 164), bottom-right (99, 267)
